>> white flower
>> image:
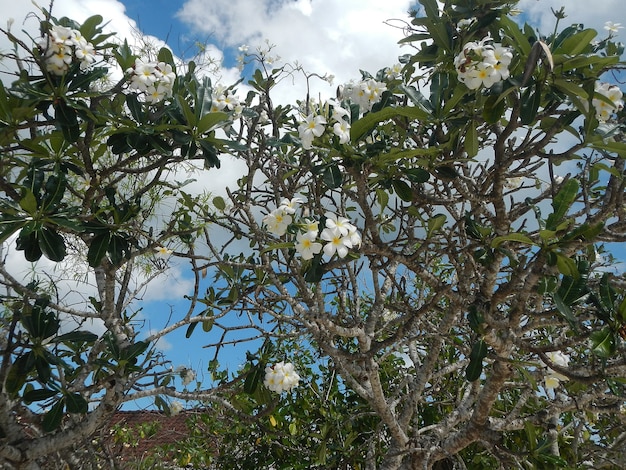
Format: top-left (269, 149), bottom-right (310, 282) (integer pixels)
top-left (321, 227), bottom-right (353, 258)
top-left (332, 120), bottom-right (351, 144)
top-left (544, 374), bottom-right (562, 390)
top-left (298, 114), bottom-right (326, 148)
top-left (263, 208), bottom-right (292, 236)
top-left (302, 218), bottom-right (319, 237)
top-left (180, 368), bottom-right (196, 386)
top-left (264, 361), bottom-right (300, 393)
top-left (504, 176), bottom-right (523, 190)
top-left (155, 246), bottom-right (173, 257)
top-left (295, 231), bottom-right (322, 260)
top-left (278, 197), bottom-right (303, 214)
top-left (128, 58), bottom-right (176, 102)
top-left (170, 401), bottom-right (183, 415)
top-left (604, 21), bottom-right (623, 34)
top-left (457, 18), bottom-right (476, 30)
top-left (455, 38), bottom-right (512, 90)
top-left (384, 63), bottom-right (403, 80)
top-left (592, 82), bottom-right (624, 121)
top-left (324, 212), bottom-right (353, 236)
top-left (542, 350), bottom-right (570, 390)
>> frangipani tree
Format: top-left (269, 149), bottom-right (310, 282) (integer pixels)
top-left (182, 0), bottom-right (626, 468)
top-left (1, 0), bottom-right (626, 469)
top-left (0, 6), bottom-right (252, 469)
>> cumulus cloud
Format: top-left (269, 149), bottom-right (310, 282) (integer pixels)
top-left (518, 0), bottom-right (626, 35)
top-left (176, 0), bottom-right (414, 101)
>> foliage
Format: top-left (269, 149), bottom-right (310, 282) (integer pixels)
top-left (1, 0), bottom-right (626, 469)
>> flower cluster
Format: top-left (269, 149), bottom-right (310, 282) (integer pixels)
top-left (542, 350), bottom-right (570, 390)
top-left (179, 367), bottom-right (196, 387)
top-left (454, 37), bottom-right (513, 90)
top-left (127, 59), bottom-right (176, 103)
top-left (263, 361), bottom-right (300, 393)
top-left (211, 84), bottom-right (243, 116)
top-left (262, 198), bottom-right (362, 260)
top-left (341, 78), bottom-right (387, 111)
top-left (297, 100), bottom-right (351, 149)
top-left (38, 25), bottom-right (96, 76)
top-left (592, 82), bottom-right (624, 121)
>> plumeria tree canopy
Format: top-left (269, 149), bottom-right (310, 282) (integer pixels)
top-left (1, 0), bottom-right (626, 469)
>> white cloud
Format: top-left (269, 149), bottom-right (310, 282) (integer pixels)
top-left (176, 0), bottom-right (414, 102)
top-left (518, 0), bottom-right (626, 37)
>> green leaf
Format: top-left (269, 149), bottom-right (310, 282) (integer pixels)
top-left (491, 233), bottom-right (536, 248)
top-left (322, 165), bottom-right (343, 189)
top-left (5, 353), bottom-right (33, 396)
top-left (213, 196), bottom-right (226, 211)
top-left (555, 253), bottom-right (579, 278)
top-left (19, 190), bottom-right (38, 215)
top-left (87, 233), bottom-right (110, 267)
top-left (499, 16), bottom-right (532, 56)
top-left (552, 292), bottom-right (577, 328)
top-left (43, 173), bottom-right (67, 212)
top-left (244, 363), bottom-right (263, 394)
top-left (38, 227), bottom-right (67, 262)
top-left (196, 111), bottom-right (229, 135)
top-left (64, 393), bottom-right (88, 413)
top-left (483, 94), bottom-right (506, 124)
top-left (350, 106), bottom-right (429, 143)
top-left (54, 101), bottom-right (80, 142)
top-left (54, 331), bottom-right (99, 343)
top-left (520, 83), bottom-right (541, 126)
top-left (465, 121), bottom-right (478, 157)
top-left (157, 46), bottom-right (174, 66)
top-left (590, 327), bottom-right (616, 358)
top-left (126, 93), bottom-right (145, 122)
top-left (426, 214), bottom-right (446, 238)
top-left (185, 322), bottom-right (198, 338)
top-left (465, 340), bottom-right (488, 382)
top-left (42, 399), bottom-right (65, 432)
top-left (545, 179), bottom-right (579, 231)
top-left (23, 388), bottom-right (57, 403)
top-left (376, 188), bottom-right (389, 211)
top-left (392, 179), bottom-right (413, 202)
top-left (553, 29), bottom-right (597, 55)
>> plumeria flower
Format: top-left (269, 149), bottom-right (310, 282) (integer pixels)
top-left (155, 246), bottom-right (173, 257)
top-left (321, 226), bottom-right (353, 258)
top-left (127, 58), bottom-right (176, 103)
top-left (180, 367), bottom-right (196, 386)
top-left (264, 361), bottom-right (300, 393)
top-left (333, 120), bottom-right (351, 144)
top-left (279, 197), bottom-right (304, 214)
top-left (295, 231), bottom-right (323, 260)
top-left (145, 84), bottom-right (169, 103)
top-left (330, 103), bottom-right (350, 122)
top-left (464, 62), bottom-right (498, 90)
top-left (542, 350), bottom-right (570, 390)
top-left (49, 25), bottom-right (74, 46)
top-left (302, 218), bottom-right (319, 236)
top-left (592, 81), bottom-right (624, 121)
top-left (504, 176), bottom-right (523, 190)
top-left (455, 37), bottom-right (512, 90)
top-left (457, 17), bottom-right (477, 30)
top-left (263, 208), bottom-right (292, 236)
top-left (324, 212), bottom-right (353, 236)
top-left (74, 40), bottom-right (96, 70)
top-left (604, 21), bottom-right (623, 34)
top-left (348, 224), bottom-right (362, 248)
top-left (298, 114), bottom-right (326, 149)
top-left (384, 63), bottom-right (403, 80)
top-left (170, 401), bottom-right (183, 415)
